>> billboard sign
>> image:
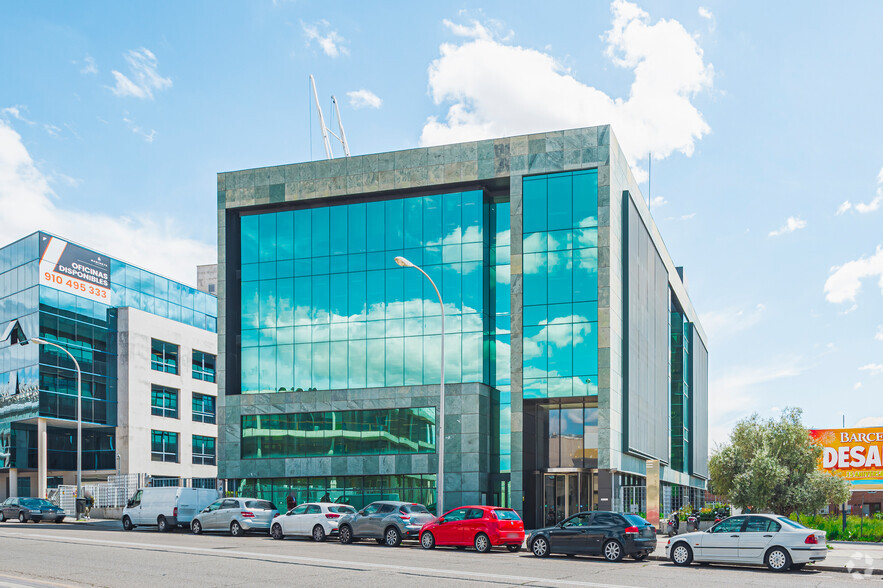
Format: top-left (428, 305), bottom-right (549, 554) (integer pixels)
top-left (809, 427), bottom-right (883, 491)
top-left (39, 235), bottom-right (112, 305)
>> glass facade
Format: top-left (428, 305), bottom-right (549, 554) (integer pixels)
top-left (241, 407), bottom-right (436, 459)
top-left (192, 435), bottom-right (216, 465)
top-left (150, 385), bottom-right (179, 419)
top-left (192, 392), bottom-right (216, 424)
top-left (151, 430), bottom-right (179, 462)
top-left (235, 474), bottom-right (437, 514)
top-left (522, 170), bottom-right (599, 399)
top-left (239, 190), bottom-right (492, 394)
top-left (151, 338), bottom-right (179, 374)
top-left (670, 309), bottom-right (691, 473)
top-left (534, 400), bottom-right (599, 469)
top-left (192, 350), bottom-right (216, 382)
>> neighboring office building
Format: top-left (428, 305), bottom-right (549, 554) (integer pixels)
top-left (216, 125), bottom-right (709, 527)
top-left (0, 232), bottom-right (218, 499)
top-left (197, 264), bottom-right (218, 295)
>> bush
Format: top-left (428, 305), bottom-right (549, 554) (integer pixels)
top-left (791, 514), bottom-right (883, 542)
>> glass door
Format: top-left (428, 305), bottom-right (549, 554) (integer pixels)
top-left (542, 471), bottom-right (595, 526)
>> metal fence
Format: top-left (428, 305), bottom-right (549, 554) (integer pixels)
top-left (47, 475), bottom-right (218, 510)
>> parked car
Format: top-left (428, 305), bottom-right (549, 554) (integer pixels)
top-left (191, 497), bottom-right (278, 536)
top-left (270, 502), bottom-right (356, 541)
top-left (419, 505), bottom-right (524, 553)
top-left (528, 511), bottom-right (656, 562)
top-left (121, 487), bottom-right (219, 532)
top-left (666, 513), bottom-right (827, 572)
top-left (0, 497), bottom-right (66, 523)
top-left (338, 501), bottom-right (435, 546)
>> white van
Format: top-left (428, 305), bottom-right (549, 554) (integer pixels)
top-left (122, 487), bottom-right (219, 532)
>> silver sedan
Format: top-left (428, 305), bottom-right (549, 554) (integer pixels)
top-left (191, 497), bottom-right (278, 537)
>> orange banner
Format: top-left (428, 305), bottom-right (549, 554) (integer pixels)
top-left (809, 428), bottom-right (883, 490)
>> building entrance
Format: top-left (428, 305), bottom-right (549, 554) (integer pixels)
top-left (540, 470), bottom-right (596, 527)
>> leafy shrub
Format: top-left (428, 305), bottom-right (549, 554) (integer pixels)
top-left (790, 514), bottom-right (883, 542)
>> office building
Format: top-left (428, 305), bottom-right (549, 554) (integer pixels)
top-left (216, 125), bottom-right (708, 526)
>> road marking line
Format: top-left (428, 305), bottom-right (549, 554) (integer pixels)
top-left (0, 531), bottom-right (641, 588)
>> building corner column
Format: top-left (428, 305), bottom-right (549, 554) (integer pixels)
top-left (646, 459), bottom-right (660, 527)
top-left (9, 467), bottom-right (18, 498)
top-left (37, 418), bottom-right (48, 498)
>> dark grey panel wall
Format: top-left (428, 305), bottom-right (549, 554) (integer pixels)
top-left (691, 329), bottom-right (709, 478)
top-left (624, 196), bottom-right (670, 462)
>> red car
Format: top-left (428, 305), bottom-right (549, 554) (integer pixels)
top-left (419, 505), bottom-right (525, 553)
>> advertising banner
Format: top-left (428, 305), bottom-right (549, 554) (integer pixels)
top-left (809, 428), bottom-right (883, 491)
top-left (39, 235), bottom-right (112, 305)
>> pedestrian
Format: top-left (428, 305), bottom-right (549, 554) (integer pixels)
top-left (320, 492), bottom-right (331, 503)
top-left (85, 492), bottom-right (94, 520)
top-left (286, 493), bottom-right (296, 512)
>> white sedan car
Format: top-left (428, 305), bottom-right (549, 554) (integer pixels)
top-left (666, 514), bottom-right (826, 572)
top-left (270, 502), bottom-right (356, 542)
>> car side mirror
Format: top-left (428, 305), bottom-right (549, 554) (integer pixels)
top-left (358, 510), bottom-right (365, 516)
top-left (127, 500), bottom-right (133, 508)
top-left (438, 517), bottom-right (445, 524)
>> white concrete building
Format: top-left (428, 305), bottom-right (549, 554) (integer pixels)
top-left (116, 307), bottom-right (218, 486)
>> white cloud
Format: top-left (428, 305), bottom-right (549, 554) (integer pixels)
top-left (709, 358), bottom-right (803, 447)
top-left (666, 212), bottom-right (696, 221)
top-left (347, 89), bottom-right (382, 109)
top-left (768, 216), bottom-right (806, 237)
top-left (0, 119), bottom-right (213, 286)
top-left (80, 56), bottom-right (98, 75)
top-left (123, 116), bottom-right (157, 143)
top-left (876, 325), bottom-right (883, 341)
top-left (109, 48), bottom-right (172, 100)
top-left (697, 7), bottom-right (716, 32)
top-left (420, 0), bottom-right (714, 180)
top-left (824, 245), bottom-right (883, 304)
top-left (859, 363), bottom-right (883, 376)
top-left (699, 303), bottom-right (765, 342)
top-left (854, 382), bottom-right (863, 390)
top-left (301, 20), bottom-right (349, 57)
top-left (856, 416), bottom-right (883, 428)
top-left (1, 105), bottom-right (33, 125)
top-left (837, 166), bottom-right (883, 215)
top-left (649, 196), bottom-right (667, 207)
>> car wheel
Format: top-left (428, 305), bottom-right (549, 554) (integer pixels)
top-left (339, 525), bottom-right (353, 544)
top-left (312, 524), bottom-right (326, 542)
top-left (122, 516), bottom-right (134, 531)
top-left (19, 512), bottom-right (27, 523)
top-left (765, 547), bottom-right (792, 572)
top-left (507, 544), bottom-right (521, 553)
top-left (474, 533), bottom-right (491, 553)
top-left (531, 536), bottom-right (550, 558)
top-left (157, 516), bottom-right (169, 533)
top-left (603, 539), bottom-right (624, 562)
top-left (421, 532), bottom-right (436, 550)
top-left (230, 520), bottom-right (244, 537)
top-left (384, 526), bottom-right (402, 547)
top-left (271, 523), bottom-right (284, 540)
top-left (191, 520), bottom-right (203, 535)
top-left (632, 552), bottom-right (647, 561)
top-left (791, 563), bottom-right (806, 571)
top-left (670, 542), bottom-right (693, 566)
top-left (0, 512), bottom-right (6, 522)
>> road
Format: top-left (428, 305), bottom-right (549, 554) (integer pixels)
top-left (0, 521), bottom-right (866, 587)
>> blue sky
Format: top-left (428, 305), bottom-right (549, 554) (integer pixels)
top-left (2, 1), bottom-right (882, 444)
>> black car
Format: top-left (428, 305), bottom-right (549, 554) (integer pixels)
top-left (0, 497), bottom-right (66, 523)
top-left (528, 511), bottom-right (656, 562)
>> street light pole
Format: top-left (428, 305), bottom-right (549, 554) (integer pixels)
top-left (30, 337), bottom-right (82, 517)
top-left (394, 256), bottom-right (445, 516)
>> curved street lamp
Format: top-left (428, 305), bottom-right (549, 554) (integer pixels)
top-left (29, 337), bottom-right (83, 516)
top-left (394, 256), bottom-right (445, 516)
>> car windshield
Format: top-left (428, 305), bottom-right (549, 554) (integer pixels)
top-left (400, 504), bottom-right (429, 514)
top-left (624, 514), bottom-right (650, 526)
top-left (778, 517), bottom-right (808, 529)
top-left (493, 509), bottom-right (521, 521)
top-left (21, 499), bottom-right (51, 508)
top-left (328, 505), bottom-right (355, 514)
top-left (245, 500), bottom-right (277, 511)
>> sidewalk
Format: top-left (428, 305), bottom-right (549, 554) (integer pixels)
top-left (650, 539), bottom-right (883, 575)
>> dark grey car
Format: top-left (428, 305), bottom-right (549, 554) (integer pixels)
top-left (0, 497), bottom-right (66, 523)
top-left (338, 501), bottom-right (435, 546)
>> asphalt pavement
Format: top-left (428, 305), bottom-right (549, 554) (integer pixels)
top-left (0, 519), bottom-right (875, 587)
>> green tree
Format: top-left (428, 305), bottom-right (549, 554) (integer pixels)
top-left (709, 407), bottom-right (851, 515)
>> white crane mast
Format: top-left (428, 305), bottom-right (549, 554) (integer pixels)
top-left (309, 75), bottom-right (351, 159)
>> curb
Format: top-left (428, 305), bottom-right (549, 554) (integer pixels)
top-left (648, 553), bottom-right (882, 575)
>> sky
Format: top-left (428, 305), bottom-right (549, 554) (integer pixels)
top-left (1, 1), bottom-right (882, 446)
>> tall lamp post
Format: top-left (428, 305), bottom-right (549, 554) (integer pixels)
top-left (394, 256), bottom-right (445, 516)
top-left (29, 337), bottom-right (83, 516)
